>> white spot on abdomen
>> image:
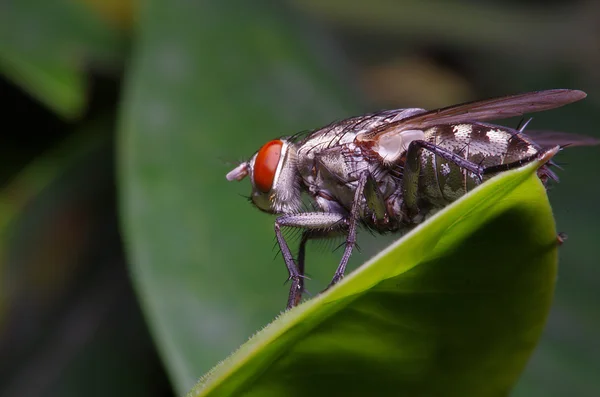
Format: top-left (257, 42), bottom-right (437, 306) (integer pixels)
top-left (452, 125), bottom-right (472, 141)
top-left (526, 144), bottom-right (539, 155)
top-left (485, 129), bottom-right (509, 153)
top-left (441, 163), bottom-right (451, 176)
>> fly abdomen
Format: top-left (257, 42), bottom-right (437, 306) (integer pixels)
top-left (418, 123), bottom-right (541, 207)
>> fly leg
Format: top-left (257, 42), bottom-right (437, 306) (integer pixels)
top-left (479, 153), bottom-right (539, 175)
top-left (292, 228), bottom-right (346, 307)
top-left (275, 212), bottom-right (346, 309)
top-left (364, 172), bottom-right (388, 224)
top-left (291, 231), bottom-right (310, 308)
top-left (327, 171), bottom-right (370, 289)
top-left (276, 171), bottom-right (377, 308)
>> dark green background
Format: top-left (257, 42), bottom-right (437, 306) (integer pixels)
top-left (1, 1), bottom-right (598, 396)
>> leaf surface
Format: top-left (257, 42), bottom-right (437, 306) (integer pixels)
top-left (189, 157), bottom-right (558, 397)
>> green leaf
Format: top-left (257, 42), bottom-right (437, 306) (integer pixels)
top-left (0, 0), bottom-right (125, 119)
top-left (118, 1), bottom-right (359, 394)
top-left (190, 156), bottom-right (557, 397)
top-left (0, 121), bottom-right (110, 326)
top-left (0, 121), bottom-right (166, 396)
top-left (293, 0), bottom-right (585, 62)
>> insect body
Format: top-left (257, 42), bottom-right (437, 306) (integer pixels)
top-left (226, 89), bottom-right (594, 309)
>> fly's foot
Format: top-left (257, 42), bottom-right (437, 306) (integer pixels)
top-left (286, 277), bottom-right (302, 310)
top-left (325, 273), bottom-right (345, 291)
top-left (286, 275), bottom-right (310, 310)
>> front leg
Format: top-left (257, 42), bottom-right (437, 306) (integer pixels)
top-left (277, 172), bottom-right (372, 308)
top-left (290, 231), bottom-right (317, 308)
top-left (275, 212), bottom-right (346, 309)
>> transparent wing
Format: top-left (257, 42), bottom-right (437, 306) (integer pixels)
top-left (358, 89), bottom-right (587, 141)
top-left (523, 130), bottom-right (599, 149)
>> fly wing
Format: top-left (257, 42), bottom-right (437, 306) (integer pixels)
top-left (358, 89), bottom-right (587, 141)
top-left (523, 130), bottom-right (599, 149)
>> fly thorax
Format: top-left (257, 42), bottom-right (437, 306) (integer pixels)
top-left (248, 140), bottom-right (302, 214)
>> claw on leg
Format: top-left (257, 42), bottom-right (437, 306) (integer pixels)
top-left (287, 276), bottom-right (304, 309)
top-left (325, 273), bottom-right (344, 290)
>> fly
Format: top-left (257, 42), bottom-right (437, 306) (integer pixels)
top-left (226, 89), bottom-right (597, 309)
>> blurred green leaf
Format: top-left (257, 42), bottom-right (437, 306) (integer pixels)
top-left (77, 0), bottom-right (134, 30)
top-left (188, 157), bottom-right (557, 396)
top-left (0, 0), bottom-right (125, 119)
top-left (0, 122), bottom-right (110, 324)
top-left (118, 1), bottom-right (359, 394)
top-left (293, 0), bottom-right (597, 66)
top-left (0, 119), bottom-right (172, 396)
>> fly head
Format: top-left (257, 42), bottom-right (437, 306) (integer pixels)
top-left (226, 139), bottom-right (303, 214)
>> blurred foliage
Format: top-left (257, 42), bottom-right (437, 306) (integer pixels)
top-left (0, 0), bottom-right (598, 396)
top-left (0, 0), bottom-right (125, 119)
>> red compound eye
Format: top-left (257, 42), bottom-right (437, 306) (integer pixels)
top-left (253, 140), bottom-right (283, 192)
